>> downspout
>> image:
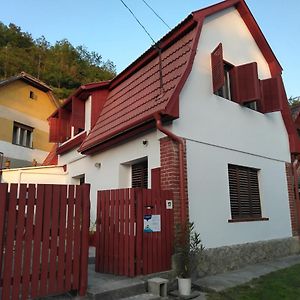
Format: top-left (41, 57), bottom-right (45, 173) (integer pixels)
top-left (292, 155), bottom-right (300, 235)
top-left (154, 114), bottom-right (187, 241)
top-left (0, 152), bottom-right (3, 183)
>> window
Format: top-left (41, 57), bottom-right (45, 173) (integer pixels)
top-left (211, 43), bottom-right (261, 111)
top-left (12, 122), bottom-right (33, 148)
top-left (132, 160), bottom-right (148, 188)
top-left (228, 164), bottom-right (266, 222)
top-left (29, 91), bottom-right (37, 100)
top-left (215, 62), bottom-right (233, 101)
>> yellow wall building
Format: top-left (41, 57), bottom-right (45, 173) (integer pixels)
top-left (0, 72), bottom-right (59, 168)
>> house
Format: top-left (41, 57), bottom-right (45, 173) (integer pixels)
top-left (8, 0), bottom-right (300, 273)
top-left (0, 72), bottom-right (59, 168)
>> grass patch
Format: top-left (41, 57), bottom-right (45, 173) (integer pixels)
top-left (207, 264), bottom-right (300, 300)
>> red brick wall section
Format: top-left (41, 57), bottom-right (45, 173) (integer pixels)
top-left (286, 162), bottom-right (299, 236)
top-left (160, 137), bottom-right (189, 242)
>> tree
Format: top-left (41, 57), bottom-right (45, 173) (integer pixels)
top-left (0, 22), bottom-right (116, 99)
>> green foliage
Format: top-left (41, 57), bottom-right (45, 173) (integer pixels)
top-left (207, 263), bottom-right (300, 300)
top-left (0, 21), bottom-right (116, 99)
top-left (177, 222), bottom-right (204, 278)
top-left (289, 96), bottom-right (300, 107)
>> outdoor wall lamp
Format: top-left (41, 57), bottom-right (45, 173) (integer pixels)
top-left (94, 162), bottom-right (101, 168)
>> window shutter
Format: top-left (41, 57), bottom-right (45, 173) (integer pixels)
top-left (228, 164), bottom-right (262, 219)
top-left (59, 108), bottom-right (71, 142)
top-left (71, 96), bottom-right (85, 130)
top-left (49, 117), bottom-right (60, 143)
top-left (260, 77), bottom-right (282, 113)
top-left (132, 161), bottom-right (148, 188)
top-left (230, 62), bottom-right (261, 104)
top-left (211, 43), bottom-right (225, 93)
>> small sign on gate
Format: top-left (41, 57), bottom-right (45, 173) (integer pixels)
top-left (166, 200), bottom-right (173, 209)
top-left (144, 214), bottom-right (161, 232)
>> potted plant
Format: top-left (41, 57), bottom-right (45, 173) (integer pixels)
top-left (177, 222), bottom-right (204, 296)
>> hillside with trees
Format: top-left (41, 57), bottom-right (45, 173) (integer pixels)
top-left (0, 22), bottom-right (116, 99)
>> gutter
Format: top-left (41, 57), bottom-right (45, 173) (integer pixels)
top-left (292, 156), bottom-right (300, 235)
top-left (0, 152), bottom-right (3, 183)
top-left (154, 114), bottom-right (187, 241)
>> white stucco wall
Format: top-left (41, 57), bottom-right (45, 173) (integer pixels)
top-left (0, 140), bottom-right (49, 163)
top-left (59, 130), bottom-right (162, 221)
top-left (1, 165), bottom-right (68, 185)
top-left (171, 7), bottom-right (292, 248)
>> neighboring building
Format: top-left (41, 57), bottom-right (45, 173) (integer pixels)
top-left (0, 72), bottom-right (59, 168)
top-left (6, 0), bottom-right (300, 274)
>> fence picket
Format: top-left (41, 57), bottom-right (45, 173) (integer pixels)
top-left (0, 183), bottom-right (8, 287)
top-left (124, 189), bottom-right (129, 276)
top-left (118, 189), bottom-right (125, 275)
top-left (31, 184), bottom-right (45, 298)
top-left (49, 185), bottom-right (61, 293)
top-left (79, 184), bottom-right (90, 296)
top-left (73, 185), bottom-right (82, 289)
top-left (21, 184), bottom-right (35, 300)
top-left (2, 184), bottom-right (18, 299)
top-left (12, 184), bottom-right (27, 300)
top-left (129, 189), bottom-right (135, 277)
top-left (57, 185), bottom-right (67, 293)
top-left (65, 185), bottom-right (75, 291)
top-left (40, 185), bottom-right (53, 296)
top-left (103, 190), bottom-right (110, 273)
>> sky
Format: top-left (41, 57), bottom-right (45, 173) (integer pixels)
top-left (0, 0), bottom-right (299, 97)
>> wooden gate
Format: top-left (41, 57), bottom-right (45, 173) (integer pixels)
top-left (0, 183), bottom-right (90, 299)
top-left (95, 188), bottom-right (173, 276)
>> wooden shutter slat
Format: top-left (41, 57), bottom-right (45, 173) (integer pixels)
top-left (228, 164), bottom-right (262, 219)
top-left (211, 43), bottom-right (224, 93)
top-left (260, 77), bottom-right (282, 113)
top-left (230, 62), bottom-right (261, 104)
top-left (49, 117), bottom-right (60, 143)
top-left (132, 161), bottom-right (148, 188)
top-left (71, 96), bottom-right (85, 129)
top-left (59, 108), bottom-right (71, 142)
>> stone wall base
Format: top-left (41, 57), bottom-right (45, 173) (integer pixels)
top-left (196, 237), bottom-right (300, 276)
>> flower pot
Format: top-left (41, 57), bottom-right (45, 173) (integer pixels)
top-left (178, 277), bottom-right (192, 296)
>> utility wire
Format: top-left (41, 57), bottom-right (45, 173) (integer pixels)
top-left (141, 0), bottom-right (171, 30)
top-left (119, 0), bottom-right (156, 44)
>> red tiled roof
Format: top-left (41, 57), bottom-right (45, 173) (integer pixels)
top-left (80, 26), bottom-right (199, 153)
top-left (78, 0), bottom-right (283, 154)
top-left (42, 144), bottom-right (58, 166)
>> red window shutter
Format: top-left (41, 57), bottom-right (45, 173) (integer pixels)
top-left (59, 108), bottom-right (71, 142)
top-left (71, 96), bottom-right (85, 129)
top-left (211, 43), bottom-right (224, 93)
top-left (260, 77), bottom-right (282, 113)
top-left (230, 62), bottom-right (261, 104)
top-left (49, 117), bottom-right (60, 143)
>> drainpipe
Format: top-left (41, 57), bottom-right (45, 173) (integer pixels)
top-left (0, 152), bottom-right (3, 183)
top-left (292, 155), bottom-right (300, 235)
top-left (154, 114), bottom-right (187, 242)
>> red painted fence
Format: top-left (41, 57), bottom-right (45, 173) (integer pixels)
top-left (0, 183), bottom-right (90, 299)
top-left (95, 188), bottom-right (173, 276)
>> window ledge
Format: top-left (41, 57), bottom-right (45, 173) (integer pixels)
top-left (228, 217), bottom-right (269, 223)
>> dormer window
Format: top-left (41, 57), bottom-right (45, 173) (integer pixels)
top-left (211, 43), bottom-right (261, 111)
top-left (29, 91), bottom-right (37, 100)
top-left (215, 62), bottom-right (233, 101)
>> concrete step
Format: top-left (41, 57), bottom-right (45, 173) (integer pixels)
top-left (87, 266), bottom-right (147, 300)
top-left (120, 293), bottom-right (161, 300)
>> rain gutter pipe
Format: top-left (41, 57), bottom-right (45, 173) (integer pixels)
top-left (292, 156), bottom-right (300, 234)
top-left (154, 114), bottom-right (187, 241)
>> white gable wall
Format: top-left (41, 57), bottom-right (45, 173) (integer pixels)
top-left (171, 8), bottom-right (292, 248)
